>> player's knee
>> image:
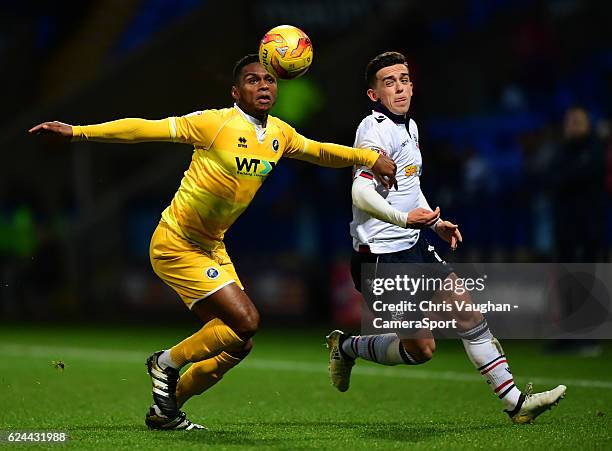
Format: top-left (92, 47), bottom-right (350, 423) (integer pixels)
top-left (234, 308), bottom-right (260, 339)
top-left (411, 342), bottom-right (436, 363)
top-left (420, 342), bottom-right (436, 362)
top-left (401, 338), bottom-right (436, 364)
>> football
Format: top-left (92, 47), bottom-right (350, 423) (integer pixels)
top-left (258, 25), bottom-right (313, 80)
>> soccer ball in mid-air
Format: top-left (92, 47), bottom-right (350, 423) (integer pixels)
top-left (258, 25), bottom-right (313, 80)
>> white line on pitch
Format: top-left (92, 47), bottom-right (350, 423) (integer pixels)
top-left (1, 343), bottom-right (611, 390)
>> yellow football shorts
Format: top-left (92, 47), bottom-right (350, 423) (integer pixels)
top-left (149, 220), bottom-right (243, 309)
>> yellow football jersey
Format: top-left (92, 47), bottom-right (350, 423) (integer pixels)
top-left (162, 107), bottom-right (310, 249)
top-left (73, 105), bottom-right (379, 251)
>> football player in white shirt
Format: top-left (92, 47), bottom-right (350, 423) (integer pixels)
top-left (326, 52), bottom-right (565, 424)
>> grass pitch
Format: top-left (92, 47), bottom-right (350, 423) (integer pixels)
top-left (0, 324), bottom-right (610, 450)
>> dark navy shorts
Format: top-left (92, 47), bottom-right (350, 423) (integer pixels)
top-left (350, 234), bottom-right (454, 293)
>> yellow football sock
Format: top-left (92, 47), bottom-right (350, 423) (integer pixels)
top-left (169, 318), bottom-right (244, 367)
top-left (175, 351), bottom-right (242, 408)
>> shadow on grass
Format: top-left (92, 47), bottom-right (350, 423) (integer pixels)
top-left (66, 425), bottom-right (151, 434)
top-left (150, 420), bottom-right (507, 446)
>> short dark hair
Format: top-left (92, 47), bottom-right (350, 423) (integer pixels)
top-left (365, 52), bottom-right (408, 88)
top-left (233, 54), bottom-right (260, 84)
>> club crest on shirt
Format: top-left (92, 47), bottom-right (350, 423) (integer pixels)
top-left (272, 138), bottom-right (279, 152)
top-left (205, 267), bottom-right (220, 279)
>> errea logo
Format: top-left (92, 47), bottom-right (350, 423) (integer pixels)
top-left (238, 136), bottom-right (248, 148)
top-left (235, 157), bottom-right (277, 177)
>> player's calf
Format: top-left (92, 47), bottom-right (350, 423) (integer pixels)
top-left (176, 340), bottom-right (253, 408)
top-left (459, 320), bottom-right (522, 410)
top-left (326, 332), bottom-right (435, 392)
top-left (341, 333), bottom-right (433, 366)
top-left (459, 319), bottom-right (566, 422)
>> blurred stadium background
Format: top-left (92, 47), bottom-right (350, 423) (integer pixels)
top-left (1, 0), bottom-right (611, 328)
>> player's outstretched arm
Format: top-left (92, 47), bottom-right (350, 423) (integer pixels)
top-left (29, 121), bottom-right (73, 139)
top-left (29, 118), bottom-right (174, 143)
top-left (290, 139), bottom-right (398, 189)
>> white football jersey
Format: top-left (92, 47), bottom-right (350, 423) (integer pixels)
top-left (350, 104), bottom-right (430, 253)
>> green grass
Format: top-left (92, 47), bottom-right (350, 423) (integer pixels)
top-left (0, 324), bottom-right (610, 450)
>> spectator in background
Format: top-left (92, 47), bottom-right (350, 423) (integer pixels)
top-left (547, 106), bottom-right (606, 356)
top-left (551, 106), bottom-right (606, 262)
top-left (521, 125), bottom-right (556, 258)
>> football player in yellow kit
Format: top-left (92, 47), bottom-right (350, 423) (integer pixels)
top-left (29, 54), bottom-right (398, 430)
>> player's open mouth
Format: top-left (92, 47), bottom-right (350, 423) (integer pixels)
top-left (257, 95), bottom-right (272, 104)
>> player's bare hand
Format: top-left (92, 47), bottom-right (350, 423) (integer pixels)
top-left (406, 207), bottom-right (440, 229)
top-left (434, 220), bottom-right (463, 250)
top-left (28, 121), bottom-right (73, 140)
top-left (371, 153), bottom-right (398, 190)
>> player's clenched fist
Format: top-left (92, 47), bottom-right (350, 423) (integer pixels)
top-left (28, 121), bottom-right (73, 139)
top-left (370, 153), bottom-right (398, 190)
